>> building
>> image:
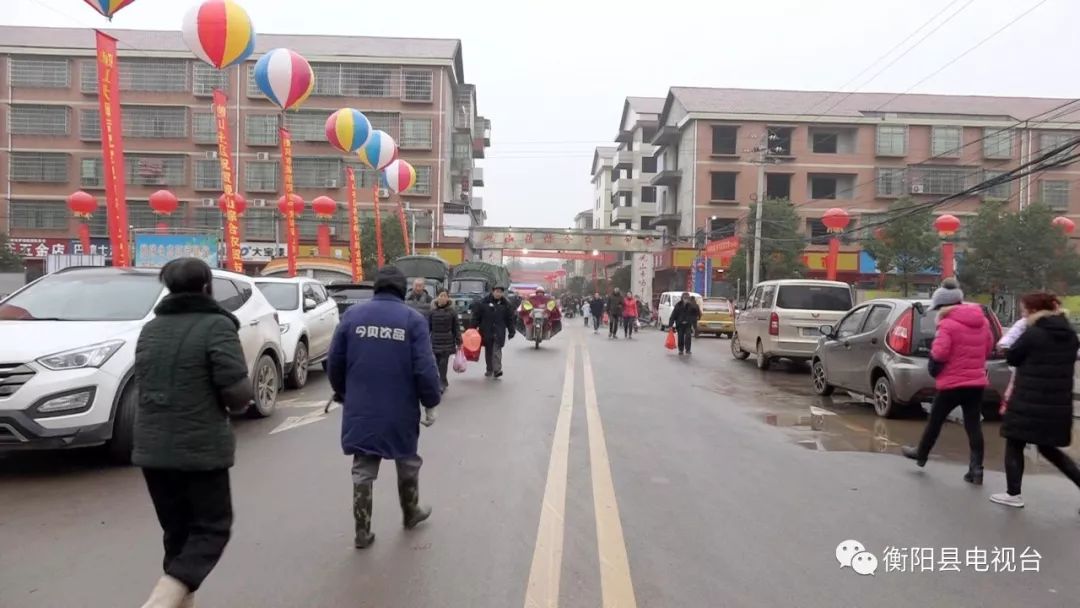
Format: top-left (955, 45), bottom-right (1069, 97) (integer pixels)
top-left (589, 146), bottom-right (615, 229)
top-left (611, 96), bottom-right (663, 230)
top-left (0, 25), bottom-right (490, 275)
top-left (572, 209), bottom-right (593, 276)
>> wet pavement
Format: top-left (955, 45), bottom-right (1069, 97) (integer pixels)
top-left (3, 325), bottom-right (1080, 607)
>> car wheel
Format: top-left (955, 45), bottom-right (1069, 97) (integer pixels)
top-left (755, 341), bottom-right (771, 371)
top-left (107, 382), bottom-right (137, 464)
top-left (248, 354), bottom-right (279, 418)
top-left (872, 375), bottom-right (901, 418)
top-left (731, 333), bottom-right (750, 360)
top-left (811, 360), bottom-right (835, 396)
top-left (285, 341), bottom-right (309, 389)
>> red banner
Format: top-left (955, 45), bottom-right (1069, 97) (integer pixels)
top-left (395, 196), bottom-right (411, 255)
top-left (280, 128), bottom-right (298, 277)
top-left (372, 183), bottom-right (384, 266)
top-left (95, 31), bottom-right (130, 267)
top-left (346, 168), bottom-right (363, 282)
top-left (213, 90), bottom-right (243, 272)
top-left (705, 236), bottom-right (740, 258)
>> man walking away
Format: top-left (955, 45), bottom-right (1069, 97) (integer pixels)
top-left (671, 292), bottom-right (701, 355)
top-left (472, 284), bottom-right (516, 378)
top-left (133, 258), bottom-right (252, 608)
top-left (589, 292), bottom-right (605, 334)
top-left (429, 288), bottom-right (462, 393)
top-left (405, 278), bottom-right (433, 312)
top-left (328, 266), bottom-right (442, 549)
top-left (607, 287), bottom-right (624, 339)
top-left (622, 291), bottom-right (639, 339)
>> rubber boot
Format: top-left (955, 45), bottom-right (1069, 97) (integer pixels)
top-left (398, 477), bottom-right (432, 529)
top-left (353, 482), bottom-right (375, 549)
top-left (140, 575), bottom-right (189, 608)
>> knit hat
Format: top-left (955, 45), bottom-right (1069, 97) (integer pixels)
top-left (373, 266), bottom-right (407, 299)
top-left (930, 278), bottom-right (964, 310)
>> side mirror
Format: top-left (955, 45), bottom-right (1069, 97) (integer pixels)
top-left (820, 325), bottom-right (835, 337)
top-left (303, 298), bottom-right (317, 312)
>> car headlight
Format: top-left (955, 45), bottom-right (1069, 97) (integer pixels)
top-left (279, 323), bottom-right (290, 334)
top-left (36, 340), bottom-right (124, 371)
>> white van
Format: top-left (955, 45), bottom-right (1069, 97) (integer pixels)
top-left (657, 291), bottom-right (703, 330)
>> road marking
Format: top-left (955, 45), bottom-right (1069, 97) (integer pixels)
top-left (523, 341), bottom-right (577, 608)
top-left (581, 345), bottom-right (638, 608)
top-left (269, 405), bottom-right (335, 435)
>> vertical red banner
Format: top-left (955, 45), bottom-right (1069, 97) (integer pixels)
top-left (95, 31), bottom-right (131, 267)
top-left (395, 196), bottom-right (411, 255)
top-left (346, 168), bottom-right (363, 282)
top-left (280, 128), bottom-right (299, 277)
top-left (941, 242), bottom-right (955, 278)
top-left (372, 183), bottom-right (385, 266)
top-left (213, 90), bottom-right (243, 273)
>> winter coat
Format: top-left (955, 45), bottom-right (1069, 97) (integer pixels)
top-left (328, 292), bottom-right (442, 459)
top-left (582, 303), bottom-right (591, 318)
top-left (428, 300), bottom-right (462, 356)
top-left (623, 297), bottom-right (639, 318)
top-left (930, 303), bottom-right (993, 390)
top-left (472, 293), bottom-right (516, 347)
top-left (607, 294), bottom-right (625, 316)
top-left (671, 300), bottom-right (701, 327)
top-left (1001, 310), bottom-right (1079, 447)
top-left (589, 298), bottom-right (605, 318)
top-left (406, 289), bottom-right (433, 305)
top-left (132, 293), bottom-right (250, 471)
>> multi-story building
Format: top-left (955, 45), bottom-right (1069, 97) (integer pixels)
top-left (610, 97), bottom-right (663, 230)
top-left (589, 146), bottom-right (615, 229)
top-left (572, 209), bottom-right (593, 276)
top-left (0, 26), bottom-right (490, 275)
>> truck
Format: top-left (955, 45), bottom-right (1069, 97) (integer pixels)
top-left (448, 261), bottom-right (510, 330)
top-left (392, 255), bottom-right (451, 299)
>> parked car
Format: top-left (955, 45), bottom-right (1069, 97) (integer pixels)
top-left (325, 281), bottom-right (375, 316)
top-left (732, 279), bottom-right (854, 369)
top-left (657, 291), bottom-right (703, 330)
top-left (255, 277), bottom-right (339, 389)
top-left (0, 267), bottom-right (284, 461)
top-left (810, 298), bottom-right (1009, 418)
top-left (698, 297), bottom-right (736, 338)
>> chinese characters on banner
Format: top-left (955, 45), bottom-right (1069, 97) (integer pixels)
top-left (213, 91), bottom-right (243, 272)
top-left (396, 196), bottom-right (411, 255)
top-left (372, 183), bottom-right (385, 266)
top-left (632, 253), bottom-right (654, 311)
top-left (279, 128), bottom-right (298, 277)
top-left (94, 31), bottom-right (131, 267)
top-left (469, 228), bottom-right (662, 253)
top-left (346, 168), bottom-right (363, 281)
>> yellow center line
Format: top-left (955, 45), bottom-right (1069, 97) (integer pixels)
top-left (523, 339), bottom-right (577, 608)
top-left (581, 345), bottom-right (639, 608)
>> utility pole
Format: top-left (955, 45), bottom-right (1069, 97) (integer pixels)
top-left (750, 129), bottom-right (770, 288)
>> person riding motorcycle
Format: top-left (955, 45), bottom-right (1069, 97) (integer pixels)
top-left (518, 287), bottom-right (562, 341)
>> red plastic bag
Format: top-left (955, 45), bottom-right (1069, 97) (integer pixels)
top-left (602, 312), bottom-right (609, 325)
top-left (462, 328), bottom-right (482, 362)
top-left (665, 328), bottom-right (677, 350)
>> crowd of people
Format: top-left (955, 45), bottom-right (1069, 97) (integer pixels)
top-left (581, 288), bottom-right (653, 339)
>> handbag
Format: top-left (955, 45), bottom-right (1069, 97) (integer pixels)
top-left (452, 348), bottom-right (467, 373)
top-left (665, 328), bottom-right (677, 350)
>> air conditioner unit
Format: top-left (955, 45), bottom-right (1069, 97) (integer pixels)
top-left (910, 184), bottom-right (925, 194)
top-left (252, 198), bottom-right (268, 207)
top-left (378, 188), bottom-right (390, 199)
top-left (200, 198), bottom-right (216, 207)
top-left (204, 151), bottom-right (218, 160)
top-left (256, 152), bottom-right (271, 161)
top-left (328, 179), bottom-right (339, 188)
top-left (328, 226), bottom-right (337, 236)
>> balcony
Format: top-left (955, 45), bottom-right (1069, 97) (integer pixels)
top-left (639, 143), bottom-right (657, 157)
top-left (651, 125), bottom-right (679, 146)
top-left (477, 116), bottom-right (491, 146)
top-left (614, 149), bottom-right (634, 169)
top-left (651, 212), bottom-right (681, 228)
top-left (650, 169), bottom-right (682, 187)
top-left (638, 202), bottom-right (658, 215)
top-left (472, 167), bottom-right (485, 188)
top-left (614, 177), bottom-right (635, 193)
top-left (611, 206), bottom-right (635, 225)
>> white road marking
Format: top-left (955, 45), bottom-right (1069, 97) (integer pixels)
top-left (269, 407), bottom-right (332, 435)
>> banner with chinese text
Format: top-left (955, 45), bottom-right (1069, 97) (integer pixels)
top-left (395, 196), bottom-right (411, 255)
top-left (213, 90), bottom-right (243, 272)
top-left (372, 184), bottom-right (384, 266)
top-left (134, 234), bottom-right (219, 268)
top-left (346, 168), bottom-right (363, 281)
top-left (95, 31), bottom-right (131, 267)
top-left (280, 127), bottom-right (299, 277)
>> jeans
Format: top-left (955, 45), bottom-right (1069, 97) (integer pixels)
top-left (1004, 438), bottom-right (1080, 496)
top-left (676, 323), bottom-right (694, 353)
top-left (484, 341), bottom-right (504, 373)
top-left (915, 387), bottom-right (985, 469)
top-left (609, 314), bottom-right (622, 337)
top-left (623, 316), bottom-right (636, 337)
top-left (592, 315), bottom-right (602, 332)
top-left (435, 352), bottom-right (450, 387)
top-left (351, 453), bottom-right (423, 485)
top-left (143, 468), bottom-right (232, 592)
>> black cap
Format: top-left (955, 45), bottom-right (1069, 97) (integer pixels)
top-left (373, 265), bottom-right (407, 299)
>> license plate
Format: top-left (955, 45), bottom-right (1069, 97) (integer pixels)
top-left (800, 327), bottom-right (819, 337)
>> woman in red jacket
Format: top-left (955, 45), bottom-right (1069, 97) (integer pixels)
top-left (622, 291), bottom-right (639, 339)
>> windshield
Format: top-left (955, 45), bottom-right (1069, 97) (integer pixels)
top-left (0, 272), bottom-right (162, 321)
top-left (327, 287), bottom-right (374, 302)
top-left (256, 283), bottom-right (300, 311)
top-left (775, 285), bottom-right (852, 311)
top-left (451, 279), bottom-right (487, 294)
top-left (703, 299), bottom-right (731, 312)
top-left (915, 305), bottom-right (1002, 356)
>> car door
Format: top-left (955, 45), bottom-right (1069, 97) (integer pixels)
top-left (300, 282), bottom-right (327, 357)
top-left (825, 305), bottom-right (872, 389)
top-left (213, 277), bottom-right (258, 374)
top-left (842, 304), bottom-right (894, 393)
top-left (755, 284), bottom-right (777, 345)
top-left (740, 287), bottom-right (762, 346)
top-left (310, 282), bottom-right (338, 358)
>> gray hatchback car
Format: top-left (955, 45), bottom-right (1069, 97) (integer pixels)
top-left (810, 298), bottom-right (1010, 418)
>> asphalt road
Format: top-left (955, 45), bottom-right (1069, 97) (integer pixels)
top-left (3, 323), bottom-right (1080, 608)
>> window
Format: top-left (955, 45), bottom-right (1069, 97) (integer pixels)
top-left (367, 112), bottom-right (400, 139)
top-left (776, 285), bottom-right (852, 311)
top-left (400, 118), bottom-right (433, 149)
top-left (760, 285), bottom-right (777, 308)
top-left (10, 152), bottom-right (68, 182)
top-left (876, 168), bottom-right (906, 197)
top-left (917, 166), bottom-right (969, 195)
top-left (190, 208), bottom-right (222, 232)
top-left (1040, 131), bottom-right (1073, 162)
top-left (808, 218), bottom-right (831, 245)
top-left (10, 105), bottom-right (69, 136)
top-left (641, 126), bottom-right (657, 143)
top-left (983, 128), bottom-right (1014, 159)
top-left (811, 131), bottom-right (837, 154)
top-left (192, 113), bottom-right (217, 144)
top-left (864, 305), bottom-right (894, 333)
top-left (766, 173), bottom-right (792, 200)
top-left (124, 106), bottom-right (188, 138)
top-left (982, 169), bottom-right (1011, 199)
top-left (876, 125), bottom-right (907, 156)
top-left (81, 158), bottom-right (103, 189)
top-left (767, 127), bottom-right (793, 156)
top-left (413, 166), bottom-right (432, 195)
top-left (836, 306), bottom-right (870, 339)
top-left (1041, 180), bottom-right (1070, 211)
top-left (127, 201), bottom-right (175, 230)
top-left (402, 69), bottom-right (433, 102)
top-left (710, 172), bottom-right (737, 201)
top-left (285, 111), bottom-right (329, 142)
top-left (641, 186), bottom-right (657, 203)
top-left (346, 163), bottom-right (381, 189)
top-left (212, 278), bottom-right (245, 312)
top-left (711, 126), bottom-right (738, 155)
top-left (83, 58), bottom-right (188, 92)
top-left (709, 217), bottom-right (737, 239)
top-left (304, 282), bottom-right (327, 305)
top-left (293, 157), bottom-right (342, 188)
top-left (244, 209), bottom-right (277, 240)
top-left (125, 155), bottom-right (186, 186)
top-left (641, 155), bottom-right (658, 174)
top-left (10, 201), bottom-right (68, 230)
top-left (931, 126), bottom-right (962, 157)
top-left (194, 160), bottom-right (223, 191)
top-left (192, 63), bottom-right (228, 96)
top-left (245, 161), bottom-right (279, 192)
top-left (79, 109), bottom-right (101, 141)
top-left (246, 115), bottom-right (279, 146)
top-left (810, 176), bottom-right (838, 199)
top-left (346, 65), bottom-right (395, 97)
top-left (10, 57), bottom-right (69, 88)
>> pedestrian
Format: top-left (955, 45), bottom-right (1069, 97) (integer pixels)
top-left (405, 278), bottom-right (433, 311)
top-left (582, 298), bottom-right (591, 327)
top-left (670, 292), bottom-right (701, 355)
top-left (471, 284), bottom-right (516, 378)
top-left (607, 287), bottom-right (624, 339)
top-left (589, 292), bottom-right (605, 334)
top-left (132, 258), bottom-right (253, 608)
top-left (429, 288), bottom-right (462, 393)
top-left (327, 266), bottom-right (442, 549)
top-left (622, 290), bottom-right (639, 339)
top-left (902, 278), bottom-right (993, 484)
top-left (990, 292), bottom-right (1080, 509)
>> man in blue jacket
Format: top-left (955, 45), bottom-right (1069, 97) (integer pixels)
top-left (328, 266), bottom-right (442, 549)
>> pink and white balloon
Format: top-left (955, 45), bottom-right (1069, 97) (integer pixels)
top-left (253, 48), bottom-right (314, 111)
top-left (383, 159), bottom-right (417, 193)
top-left (357, 130), bottom-right (397, 170)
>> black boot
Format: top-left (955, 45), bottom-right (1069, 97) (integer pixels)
top-left (964, 454), bottom-right (984, 485)
top-left (398, 477), bottom-right (432, 529)
top-left (353, 482), bottom-right (375, 548)
top-left (901, 445), bottom-right (927, 467)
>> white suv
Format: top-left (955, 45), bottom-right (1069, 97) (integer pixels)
top-left (255, 277), bottom-right (339, 389)
top-left (0, 267), bottom-right (284, 461)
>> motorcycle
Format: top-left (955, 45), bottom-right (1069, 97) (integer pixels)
top-left (519, 298), bottom-right (562, 349)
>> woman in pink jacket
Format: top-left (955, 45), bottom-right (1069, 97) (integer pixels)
top-left (902, 279), bottom-right (994, 485)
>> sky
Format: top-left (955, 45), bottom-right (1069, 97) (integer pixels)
top-left (5, 0), bottom-right (1079, 229)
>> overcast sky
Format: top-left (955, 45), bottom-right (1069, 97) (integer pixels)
top-left (5, 0), bottom-right (1078, 228)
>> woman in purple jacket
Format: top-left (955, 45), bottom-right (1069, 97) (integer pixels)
top-left (902, 279), bottom-right (994, 485)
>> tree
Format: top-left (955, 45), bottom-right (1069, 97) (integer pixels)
top-left (566, 275), bottom-right (588, 296)
top-left (611, 265), bottom-right (631, 293)
top-left (360, 217), bottom-right (406, 277)
top-left (862, 198), bottom-right (939, 296)
top-left (728, 198), bottom-right (807, 287)
top-left (0, 233), bottom-right (26, 273)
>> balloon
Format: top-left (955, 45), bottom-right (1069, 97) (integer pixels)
top-left (219, 193), bottom-right (247, 216)
top-left (182, 0), bottom-right (256, 70)
top-left (357, 130), bottom-right (397, 170)
top-left (382, 159), bottom-right (417, 193)
top-left (149, 190), bottom-right (179, 215)
top-left (325, 109), bottom-right (371, 154)
top-left (254, 48), bottom-right (314, 111)
top-left (67, 191), bottom-right (98, 216)
top-left (82, 0), bottom-right (136, 19)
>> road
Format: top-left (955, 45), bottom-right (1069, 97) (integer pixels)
top-left (3, 324), bottom-right (1080, 607)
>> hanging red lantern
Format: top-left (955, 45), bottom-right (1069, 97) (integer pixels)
top-left (278, 194), bottom-right (305, 216)
top-left (312, 196), bottom-right (337, 218)
top-left (821, 207), bottom-right (851, 232)
top-left (219, 193), bottom-right (247, 217)
top-left (67, 191), bottom-right (98, 217)
top-left (149, 190), bottom-right (179, 234)
top-left (1052, 216), bottom-right (1076, 235)
top-left (934, 214), bottom-right (961, 237)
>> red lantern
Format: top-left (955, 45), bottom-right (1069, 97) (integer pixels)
top-left (821, 207), bottom-right (851, 232)
top-left (67, 191), bottom-right (98, 217)
top-left (934, 214), bottom-right (961, 237)
top-left (278, 194), bottom-right (305, 216)
top-left (312, 196), bottom-right (337, 219)
top-left (1053, 216), bottom-right (1076, 235)
top-left (219, 193), bottom-right (247, 217)
top-left (148, 190), bottom-right (179, 234)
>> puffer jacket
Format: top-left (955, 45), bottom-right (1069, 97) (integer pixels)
top-left (623, 297), bottom-right (639, 318)
top-left (930, 303), bottom-right (993, 390)
top-left (606, 294), bottom-right (624, 316)
top-left (1001, 310), bottom-right (1079, 447)
top-left (428, 300), bottom-right (461, 356)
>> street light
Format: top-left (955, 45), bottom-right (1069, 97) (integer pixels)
top-left (592, 249), bottom-right (600, 256)
top-left (522, 248), bottom-right (530, 255)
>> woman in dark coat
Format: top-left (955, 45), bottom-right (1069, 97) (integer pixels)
top-left (991, 292), bottom-right (1080, 509)
top-left (429, 288), bottom-right (462, 392)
